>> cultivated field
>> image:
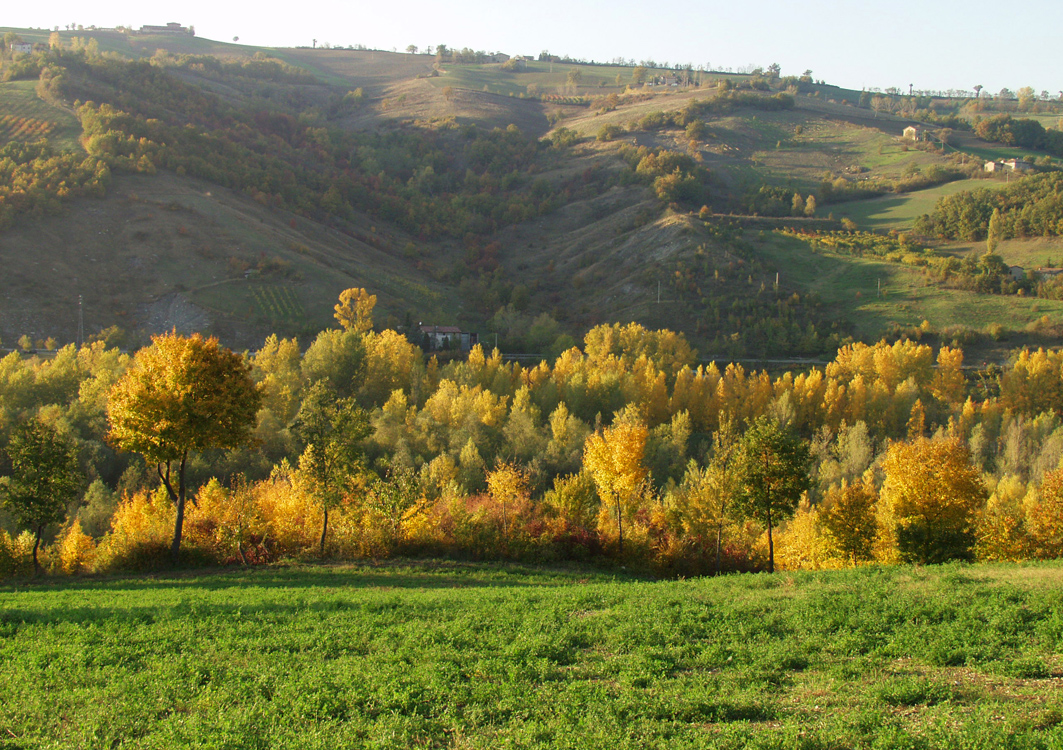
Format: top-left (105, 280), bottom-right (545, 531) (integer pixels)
top-left (0, 80), bottom-right (80, 150)
top-left (1, 561), bottom-right (1060, 748)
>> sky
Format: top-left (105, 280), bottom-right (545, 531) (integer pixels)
top-left (7, 0), bottom-right (1062, 96)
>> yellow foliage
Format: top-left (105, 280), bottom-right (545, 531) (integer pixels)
top-left (57, 519), bottom-right (96, 574)
top-left (254, 464), bottom-right (322, 556)
top-left (333, 287), bottom-right (376, 333)
top-left (975, 475), bottom-right (1031, 562)
top-left (362, 329), bottom-right (423, 407)
top-left (1029, 468), bottom-right (1063, 559)
top-left (931, 346), bottom-right (965, 405)
top-left (880, 437), bottom-right (987, 563)
top-left (820, 480), bottom-right (878, 565)
top-left (999, 348), bottom-right (1063, 416)
top-left (775, 500), bottom-right (841, 571)
top-left (95, 489), bottom-right (175, 570)
top-left (0, 530), bottom-right (33, 579)
top-left (584, 413), bottom-right (649, 550)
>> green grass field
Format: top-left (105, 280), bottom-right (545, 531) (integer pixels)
top-left (835, 179), bottom-right (1005, 231)
top-left (762, 233), bottom-right (1063, 338)
top-left (1, 561), bottom-right (1061, 749)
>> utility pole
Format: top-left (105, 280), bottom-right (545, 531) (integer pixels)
top-left (657, 281), bottom-right (661, 303)
top-left (77, 295), bottom-right (84, 347)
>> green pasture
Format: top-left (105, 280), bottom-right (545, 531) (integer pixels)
top-left (950, 236), bottom-right (1063, 269)
top-left (1, 561), bottom-right (1061, 749)
top-left (762, 233), bottom-right (1063, 337)
top-left (836, 179), bottom-right (1005, 230)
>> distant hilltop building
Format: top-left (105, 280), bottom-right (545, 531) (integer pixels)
top-left (984, 159), bottom-right (1034, 173)
top-left (139, 22), bottom-right (194, 36)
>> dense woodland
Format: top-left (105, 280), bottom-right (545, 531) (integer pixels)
top-left (1, 290), bottom-right (1062, 579)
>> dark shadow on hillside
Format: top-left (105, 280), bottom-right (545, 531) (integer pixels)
top-left (839, 194), bottom-right (910, 229)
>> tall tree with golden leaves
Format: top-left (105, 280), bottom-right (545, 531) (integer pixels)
top-left (108, 333), bottom-right (261, 564)
top-left (880, 437), bottom-right (987, 564)
top-left (334, 288), bottom-right (377, 334)
top-left (583, 414), bottom-right (648, 555)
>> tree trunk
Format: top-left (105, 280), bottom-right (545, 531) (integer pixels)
top-left (32, 524), bottom-right (43, 576)
top-left (767, 506), bottom-right (774, 574)
top-left (320, 506), bottom-right (329, 557)
top-left (616, 498), bottom-right (624, 557)
top-left (501, 499), bottom-right (508, 552)
top-left (161, 451), bottom-right (189, 567)
top-left (714, 522), bottom-right (723, 575)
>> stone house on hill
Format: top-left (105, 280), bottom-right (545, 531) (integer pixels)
top-left (419, 325), bottom-right (478, 351)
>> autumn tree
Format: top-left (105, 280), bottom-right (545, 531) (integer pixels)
top-left (987, 208), bottom-right (1003, 254)
top-left (486, 461), bottom-right (529, 547)
top-left (0, 418), bottom-right (81, 574)
top-left (733, 416), bottom-right (811, 572)
top-left (820, 480), bottom-right (878, 564)
top-left (333, 287), bottom-right (377, 333)
top-left (108, 333), bottom-right (261, 565)
top-left (672, 424), bottom-right (738, 573)
top-left (1029, 467), bottom-right (1063, 558)
top-left (880, 437), bottom-right (987, 564)
top-left (583, 412), bottom-right (648, 555)
top-left (292, 380), bottom-right (371, 555)
top-left (364, 468), bottom-right (423, 550)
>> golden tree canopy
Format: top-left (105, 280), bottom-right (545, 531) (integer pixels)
top-left (880, 437), bottom-right (987, 563)
top-left (108, 332), bottom-right (261, 464)
top-left (334, 288), bottom-right (377, 334)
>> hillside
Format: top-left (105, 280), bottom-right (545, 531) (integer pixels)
top-left (2, 561), bottom-right (1061, 748)
top-left (1, 30), bottom-right (1063, 357)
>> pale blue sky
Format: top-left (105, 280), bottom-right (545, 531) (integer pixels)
top-left (8, 0), bottom-right (1061, 95)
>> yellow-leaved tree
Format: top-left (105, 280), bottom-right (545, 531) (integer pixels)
top-left (1029, 468), bottom-right (1063, 559)
top-left (485, 461), bottom-right (529, 547)
top-left (670, 424), bottom-right (738, 574)
top-left (880, 437), bottom-right (987, 564)
top-left (108, 333), bottom-right (261, 565)
top-left (334, 287), bottom-right (377, 334)
top-left (583, 411), bottom-right (648, 555)
top-left (819, 479), bottom-right (878, 565)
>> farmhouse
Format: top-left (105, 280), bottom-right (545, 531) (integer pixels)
top-left (986, 159), bottom-right (1034, 173)
top-left (902, 125), bottom-right (928, 141)
top-left (10, 43), bottom-right (33, 54)
top-left (139, 22), bottom-right (194, 35)
top-left (419, 325), bottom-right (478, 351)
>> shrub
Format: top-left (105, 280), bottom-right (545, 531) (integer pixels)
top-left (56, 519), bottom-right (96, 574)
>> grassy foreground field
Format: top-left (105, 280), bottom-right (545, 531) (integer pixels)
top-left (2, 562), bottom-right (1062, 749)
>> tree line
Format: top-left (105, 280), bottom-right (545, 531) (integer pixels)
top-left (2, 290), bottom-right (1062, 577)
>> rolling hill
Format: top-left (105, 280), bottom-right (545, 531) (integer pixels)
top-left (1, 28), bottom-right (1062, 358)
